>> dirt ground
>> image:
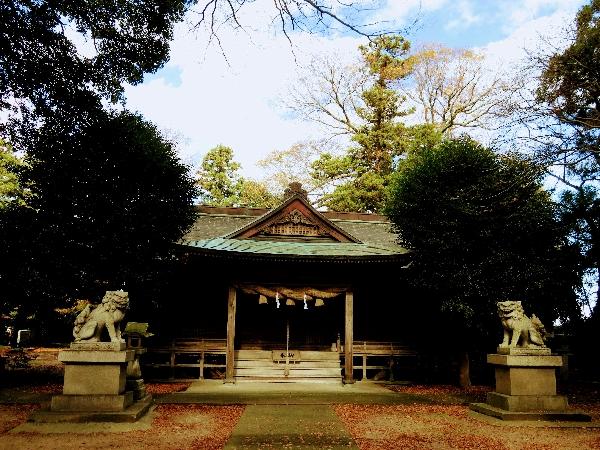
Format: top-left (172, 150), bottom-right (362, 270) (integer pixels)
top-left (1, 401), bottom-right (599, 450)
top-left (334, 403), bottom-right (600, 450)
top-left (2, 349), bottom-right (600, 449)
top-left (0, 404), bottom-right (244, 450)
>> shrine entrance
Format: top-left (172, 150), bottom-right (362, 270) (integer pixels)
top-left (236, 289), bottom-right (344, 351)
top-left (225, 286), bottom-right (352, 383)
top-left (172, 183), bottom-right (411, 383)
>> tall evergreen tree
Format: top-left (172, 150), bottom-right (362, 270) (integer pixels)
top-left (196, 145), bottom-right (279, 208)
top-left (387, 138), bottom-right (582, 385)
top-left (0, 112), bottom-right (198, 329)
top-left (309, 35), bottom-right (442, 212)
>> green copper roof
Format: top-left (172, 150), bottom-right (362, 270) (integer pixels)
top-left (181, 238), bottom-right (408, 259)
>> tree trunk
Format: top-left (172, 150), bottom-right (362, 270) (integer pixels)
top-left (458, 351), bottom-right (471, 388)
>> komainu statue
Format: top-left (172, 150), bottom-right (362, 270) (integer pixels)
top-left (497, 300), bottom-right (547, 348)
top-left (73, 291), bottom-right (129, 343)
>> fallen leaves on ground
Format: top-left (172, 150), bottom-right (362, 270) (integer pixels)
top-left (0, 404), bottom-right (245, 449)
top-left (8, 383), bottom-right (63, 394)
top-left (0, 404), bottom-right (38, 434)
top-left (388, 384), bottom-right (491, 395)
top-left (145, 382), bottom-right (190, 394)
top-left (386, 384), bottom-right (492, 404)
top-left (153, 404), bottom-right (244, 450)
top-left (334, 403), bottom-right (600, 450)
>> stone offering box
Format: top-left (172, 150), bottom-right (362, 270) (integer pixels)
top-left (471, 348), bottom-right (590, 421)
top-left (30, 342), bottom-right (152, 423)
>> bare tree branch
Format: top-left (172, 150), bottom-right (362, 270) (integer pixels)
top-left (190, 0), bottom-right (407, 41)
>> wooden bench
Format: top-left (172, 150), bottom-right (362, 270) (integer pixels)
top-left (144, 338), bottom-right (227, 380)
top-left (348, 341), bottom-right (417, 381)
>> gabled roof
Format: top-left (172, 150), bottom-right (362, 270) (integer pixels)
top-left (183, 237), bottom-right (408, 259)
top-left (223, 193), bottom-right (361, 243)
top-left (179, 183), bottom-right (409, 262)
top-left (183, 206), bottom-right (404, 249)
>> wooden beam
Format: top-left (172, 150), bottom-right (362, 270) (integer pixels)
top-left (225, 286), bottom-right (237, 383)
top-left (344, 290), bottom-right (354, 384)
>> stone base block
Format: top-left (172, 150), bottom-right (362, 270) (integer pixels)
top-left (487, 353), bottom-right (563, 367)
top-left (30, 395), bottom-right (153, 423)
top-left (63, 363), bottom-right (128, 395)
top-left (60, 350), bottom-right (133, 364)
top-left (470, 402), bottom-right (591, 422)
top-left (487, 392), bottom-right (567, 412)
top-left (51, 392), bottom-right (134, 412)
top-left (495, 367), bottom-right (557, 396)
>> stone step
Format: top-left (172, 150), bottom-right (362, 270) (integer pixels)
top-left (235, 360), bottom-right (340, 369)
top-left (234, 377), bottom-right (342, 383)
top-left (235, 368), bottom-right (341, 377)
top-left (235, 350), bottom-right (340, 361)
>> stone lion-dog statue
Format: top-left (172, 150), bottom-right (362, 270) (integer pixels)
top-left (73, 291), bottom-right (129, 343)
top-left (497, 300), bottom-right (547, 348)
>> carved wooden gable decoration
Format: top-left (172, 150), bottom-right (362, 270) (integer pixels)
top-left (224, 195), bottom-right (361, 243)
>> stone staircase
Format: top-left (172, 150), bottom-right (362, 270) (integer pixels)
top-left (234, 350), bottom-right (341, 383)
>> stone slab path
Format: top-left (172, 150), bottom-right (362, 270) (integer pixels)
top-left (224, 404), bottom-right (358, 449)
top-left (158, 380), bottom-right (431, 405)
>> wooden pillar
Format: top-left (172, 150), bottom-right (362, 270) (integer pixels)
top-left (199, 351), bottom-right (205, 380)
top-left (344, 290), bottom-right (354, 384)
top-left (225, 286), bottom-right (237, 383)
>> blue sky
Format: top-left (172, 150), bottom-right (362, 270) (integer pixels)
top-left (123, 0), bottom-right (587, 178)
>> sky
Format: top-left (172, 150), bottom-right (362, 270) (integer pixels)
top-left (123, 0), bottom-right (587, 179)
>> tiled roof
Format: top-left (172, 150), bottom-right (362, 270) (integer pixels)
top-left (183, 207), bottom-right (405, 251)
top-left (182, 237), bottom-right (408, 258)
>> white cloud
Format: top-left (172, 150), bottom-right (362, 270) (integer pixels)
top-left (481, 4), bottom-right (580, 67)
top-left (123, 0), bottom-right (586, 179)
top-left (375, 0), bottom-right (448, 26)
top-left (507, 0), bottom-right (583, 27)
top-left (445, 0), bottom-right (481, 30)
top-left (124, 13), bottom-right (364, 179)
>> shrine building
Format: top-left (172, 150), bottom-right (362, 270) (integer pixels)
top-left (149, 183), bottom-right (414, 384)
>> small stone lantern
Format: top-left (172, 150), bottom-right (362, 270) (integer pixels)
top-left (123, 322), bottom-right (153, 401)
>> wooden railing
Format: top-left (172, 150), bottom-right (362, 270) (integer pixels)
top-left (143, 338), bottom-right (417, 382)
top-left (343, 341), bottom-right (417, 381)
top-left (143, 338), bottom-right (227, 380)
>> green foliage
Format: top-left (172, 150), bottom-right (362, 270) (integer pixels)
top-left (319, 172), bottom-right (388, 213)
top-left (238, 180), bottom-right (281, 208)
top-left (535, 0), bottom-right (600, 318)
top-left (0, 111), bottom-right (198, 319)
top-left (0, 140), bottom-right (30, 209)
top-left (197, 145), bottom-right (244, 206)
top-left (196, 145), bottom-right (280, 208)
top-left (311, 35), bottom-right (442, 212)
top-left (537, 0), bottom-right (600, 131)
top-left (559, 187), bottom-right (600, 315)
top-left (387, 138), bottom-right (582, 345)
top-left (0, 0), bottom-right (188, 121)
top-left (352, 35), bottom-right (415, 174)
top-left (536, 0), bottom-right (600, 179)
top-left (312, 125), bottom-right (442, 213)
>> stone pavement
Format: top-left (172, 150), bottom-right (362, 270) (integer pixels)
top-left (224, 404), bottom-right (358, 449)
top-left (157, 380), bottom-right (432, 405)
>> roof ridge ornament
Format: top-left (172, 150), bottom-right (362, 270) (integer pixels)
top-left (284, 182), bottom-right (308, 200)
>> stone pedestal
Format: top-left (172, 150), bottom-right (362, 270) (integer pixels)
top-left (30, 342), bottom-right (152, 422)
top-left (470, 351), bottom-right (590, 421)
